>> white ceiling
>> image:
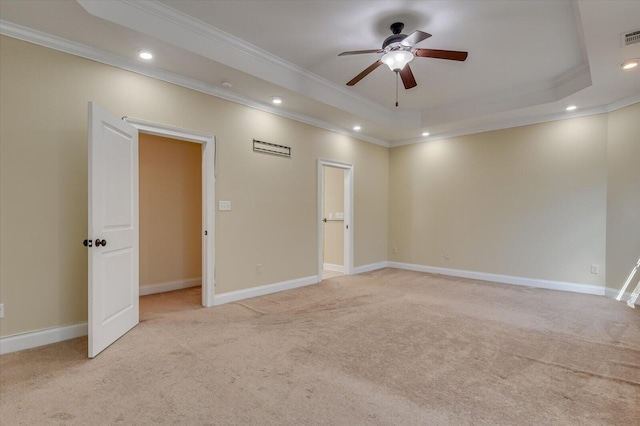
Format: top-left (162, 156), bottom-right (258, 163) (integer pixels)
top-left (1, 0), bottom-right (639, 146)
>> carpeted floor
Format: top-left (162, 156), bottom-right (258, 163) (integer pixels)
top-left (322, 269), bottom-right (344, 280)
top-left (1, 268), bottom-right (639, 425)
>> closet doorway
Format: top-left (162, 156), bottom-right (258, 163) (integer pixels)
top-left (124, 117), bottom-right (216, 309)
top-left (139, 133), bottom-right (202, 313)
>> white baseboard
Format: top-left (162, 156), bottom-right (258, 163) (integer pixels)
top-left (1, 277), bottom-right (202, 355)
top-left (352, 261), bottom-right (390, 275)
top-left (139, 278), bottom-right (201, 296)
top-left (323, 263), bottom-right (345, 273)
top-left (388, 262), bottom-right (606, 296)
top-left (213, 275), bottom-right (320, 306)
top-left (0, 323), bottom-right (87, 355)
top-left (605, 288), bottom-right (639, 306)
top-left (1, 265), bottom-right (617, 356)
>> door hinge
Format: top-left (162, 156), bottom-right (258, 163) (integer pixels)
top-left (204, 230), bottom-right (208, 235)
top-left (83, 239), bottom-right (93, 247)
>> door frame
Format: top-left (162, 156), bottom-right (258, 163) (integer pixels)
top-left (317, 159), bottom-right (354, 280)
top-left (124, 117), bottom-right (216, 308)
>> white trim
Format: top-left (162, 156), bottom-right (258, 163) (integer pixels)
top-left (323, 263), bottom-right (345, 273)
top-left (125, 118), bottom-right (216, 308)
top-left (352, 261), bottom-right (390, 275)
top-left (388, 262), bottom-right (606, 296)
top-left (318, 160), bottom-right (355, 280)
top-left (0, 20), bottom-right (389, 148)
top-left (0, 323), bottom-right (87, 355)
top-left (2, 20), bottom-right (637, 149)
top-left (75, 0), bottom-right (402, 129)
top-left (212, 275), bottom-right (319, 306)
top-left (123, 118), bottom-right (213, 143)
top-left (393, 97), bottom-right (640, 147)
top-left (604, 95), bottom-right (640, 113)
top-left (605, 288), bottom-right (640, 306)
top-left (139, 278), bottom-right (201, 296)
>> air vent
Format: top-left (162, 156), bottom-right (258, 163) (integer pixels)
top-left (622, 30), bottom-right (640, 46)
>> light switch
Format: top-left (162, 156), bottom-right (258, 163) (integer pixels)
top-left (335, 212), bottom-right (344, 219)
top-left (329, 213), bottom-right (333, 220)
top-left (219, 201), bottom-right (231, 211)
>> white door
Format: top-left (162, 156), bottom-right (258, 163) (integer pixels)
top-left (88, 102), bottom-right (139, 358)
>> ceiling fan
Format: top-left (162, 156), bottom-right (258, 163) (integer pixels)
top-left (339, 22), bottom-right (468, 90)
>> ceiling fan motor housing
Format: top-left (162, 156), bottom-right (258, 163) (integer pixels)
top-left (383, 22), bottom-right (409, 50)
top-left (382, 34), bottom-right (407, 50)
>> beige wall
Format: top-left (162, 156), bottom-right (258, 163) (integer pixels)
top-left (1, 35), bottom-right (637, 340)
top-left (389, 115), bottom-right (609, 286)
top-left (323, 166), bottom-right (344, 266)
top-left (139, 134), bottom-right (202, 288)
top-left (606, 102), bottom-right (640, 292)
top-left (0, 37), bottom-right (389, 337)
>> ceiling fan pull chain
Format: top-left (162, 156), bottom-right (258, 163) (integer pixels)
top-left (395, 71), bottom-right (399, 107)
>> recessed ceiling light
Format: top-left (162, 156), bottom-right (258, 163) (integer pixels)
top-left (139, 51), bottom-right (153, 60)
top-left (422, 132), bottom-right (430, 137)
top-left (566, 105), bottom-right (577, 111)
top-left (221, 81), bottom-right (233, 88)
top-left (353, 125), bottom-right (361, 131)
top-left (621, 59), bottom-right (639, 70)
top-left (271, 96), bottom-right (282, 104)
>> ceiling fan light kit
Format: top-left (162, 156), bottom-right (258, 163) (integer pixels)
top-left (382, 50), bottom-right (414, 72)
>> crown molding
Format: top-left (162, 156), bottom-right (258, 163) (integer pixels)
top-left (419, 62), bottom-right (592, 129)
top-left (604, 94), bottom-right (640, 113)
top-left (76, 0), bottom-right (416, 129)
top-left (3, 15), bottom-right (636, 151)
top-left (0, 20), bottom-right (390, 147)
top-left (393, 95), bottom-right (640, 147)
top-left (78, 1), bottom-right (594, 137)
top-left (551, 63), bottom-right (592, 99)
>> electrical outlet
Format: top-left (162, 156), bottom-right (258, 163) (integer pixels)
top-left (256, 264), bottom-right (262, 274)
top-left (0, 303), bottom-right (4, 319)
top-left (392, 247), bottom-right (398, 254)
top-left (591, 264), bottom-right (599, 274)
top-left (218, 200), bottom-right (231, 211)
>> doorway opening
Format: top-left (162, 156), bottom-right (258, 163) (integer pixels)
top-left (138, 133), bottom-right (202, 316)
top-left (317, 159), bottom-right (354, 280)
top-left (124, 117), bottom-right (216, 308)
top-left (322, 165), bottom-right (345, 279)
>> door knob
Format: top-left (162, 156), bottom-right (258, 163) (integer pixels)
top-left (83, 239), bottom-right (92, 247)
top-left (95, 239), bottom-right (107, 247)
top-left (323, 218), bottom-right (327, 222)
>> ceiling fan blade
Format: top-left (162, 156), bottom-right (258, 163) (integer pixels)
top-left (346, 60), bottom-right (383, 86)
top-left (338, 49), bottom-right (383, 56)
top-left (399, 64), bottom-right (417, 89)
top-left (414, 48), bottom-right (468, 61)
top-left (401, 30), bottom-right (432, 47)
